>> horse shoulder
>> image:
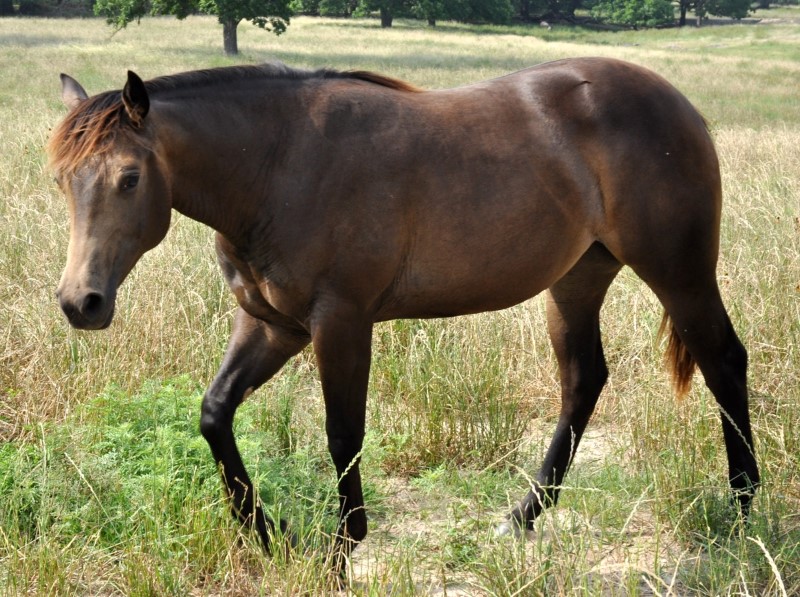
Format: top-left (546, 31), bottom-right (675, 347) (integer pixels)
top-left (214, 234), bottom-right (305, 328)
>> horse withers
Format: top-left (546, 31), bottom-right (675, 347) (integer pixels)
top-left (48, 58), bottom-right (759, 569)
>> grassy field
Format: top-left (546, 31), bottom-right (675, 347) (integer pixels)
top-left (1, 13), bottom-right (799, 595)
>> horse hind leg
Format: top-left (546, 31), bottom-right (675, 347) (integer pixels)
top-left (653, 281), bottom-right (760, 514)
top-left (501, 242), bottom-right (622, 535)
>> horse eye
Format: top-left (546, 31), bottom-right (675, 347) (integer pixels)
top-left (120, 173), bottom-right (140, 191)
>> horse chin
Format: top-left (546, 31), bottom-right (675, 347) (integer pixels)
top-left (69, 311), bottom-right (114, 331)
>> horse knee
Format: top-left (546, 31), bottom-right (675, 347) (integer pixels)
top-left (327, 433), bottom-right (364, 469)
top-left (199, 392), bottom-right (232, 444)
top-left (721, 335), bottom-right (748, 384)
top-left (576, 358), bottom-right (608, 398)
top-left (561, 358), bottom-right (608, 423)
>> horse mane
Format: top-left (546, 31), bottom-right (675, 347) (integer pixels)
top-left (344, 70), bottom-right (421, 93)
top-left (146, 62), bottom-right (422, 94)
top-left (47, 63), bottom-right (421, 177)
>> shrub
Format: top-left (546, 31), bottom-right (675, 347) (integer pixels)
top-left (591, 0), bottom-right (674, 26)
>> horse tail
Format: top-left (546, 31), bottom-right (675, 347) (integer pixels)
top-left (658, 311), bottom-right (696, 399)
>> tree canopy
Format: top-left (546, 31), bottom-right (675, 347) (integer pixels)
top-left (95, 0), bottom-right (292, 54)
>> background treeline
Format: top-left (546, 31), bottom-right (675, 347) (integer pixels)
top-left (289, 0), bottom-right (788, 27)
top-left (2, 0), bottom-right (797, 26)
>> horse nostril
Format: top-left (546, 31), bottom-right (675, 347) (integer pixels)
top-left (60, 298), bottom-right (77, 321)
top-left (81, 292), bottom-right (105, 318)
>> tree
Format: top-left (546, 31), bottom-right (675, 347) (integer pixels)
top-left (411, 0), bottom-right (514, 24)
top-left (591, 0), bottom-right (673, 26)
top-left (677, 0), bottom-right (750, 25)
top-left (544, 0), bottom-right (581, 19)
top-left (95, 0), bottom-right (292, 55)
top-left (704, 0), bottom-right (751, 18)
top-left (354, 0), bottom-right (412, 26)
top-left (411, 0), bottom-right (453, 24)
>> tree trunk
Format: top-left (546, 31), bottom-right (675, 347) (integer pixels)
top-left (380, 7), bottom-right (393, 27)
top-left (222, 18), bottom-right (240, 56)
top-left (679, 2), bottom-right (687, 25)
top-left (427, 17), bottom-right (436, 26)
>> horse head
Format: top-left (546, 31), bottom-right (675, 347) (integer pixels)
top-left (50, 71), bottom-right (171, 329)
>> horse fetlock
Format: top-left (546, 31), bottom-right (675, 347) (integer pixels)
top-left (496, 514), bottom-right (537, 540)
top-left (730, 468), bottom-right (760, 514)
top-left (340, 507), bottom-right (368, 543)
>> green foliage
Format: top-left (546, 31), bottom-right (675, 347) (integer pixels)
top-left (545, 0), bottom-right (582, 17)
top-left (410, 0), bottom-right (514, 23)
top-left (94, 0), bottom-right (291, 54)
top-left (511, 0), bottom-right (549, 20)
top-left (16, 0), bottom-right (95, 14)
top-left (0, 378), bottom-right (212, 548)
top-left (0, 378), bottom-right (341, 557)
top-left (462, 0), bottom-right (514, 23)
top-left (355, 0), bottom-right (412, 20)
top-left (291, 0), bottom-right (358, 16)
top-left (705, 0), bottom-right (752, 18)
top-left (95, 0), bottom-right (291, 29)
top-left (411, 0), bottom-right (455, 21)
top-left (202, 0), bottom-right (292, 30)
top-left (591, 0), bottom-right (674, 26)
top-left (320, 0), bottom-right (356, 14)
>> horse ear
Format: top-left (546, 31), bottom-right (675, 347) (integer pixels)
top-left (60, 74), bottom-right (88, 110)
top-left (122, 70), bottom-right (150, 127)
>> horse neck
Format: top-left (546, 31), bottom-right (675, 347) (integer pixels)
top-left (151, 85), bottom-right (298, 244)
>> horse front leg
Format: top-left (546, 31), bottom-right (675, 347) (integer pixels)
top-left (309, 304), bottom-right (373, 572)
top-left (200, 308), bottom-right (309, 552)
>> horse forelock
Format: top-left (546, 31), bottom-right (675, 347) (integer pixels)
top-left (48, 90), bottom-right (144, 178)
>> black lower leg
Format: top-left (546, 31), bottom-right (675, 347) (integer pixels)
top-left (509, 245), bottom-right (619, 531)
top-left (200, 309), bottom-right (309, 551)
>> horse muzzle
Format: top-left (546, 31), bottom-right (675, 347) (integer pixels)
top-left (57, 287), bottom-right (116, 330)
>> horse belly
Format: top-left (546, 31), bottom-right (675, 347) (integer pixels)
top-left (383, 222), bottom-right (593, 319)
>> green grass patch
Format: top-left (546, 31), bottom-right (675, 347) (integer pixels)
top-left (0, 377), bottom-right (374, 594)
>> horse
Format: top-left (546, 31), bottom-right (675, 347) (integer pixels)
top-left (48, 58), bottom-right (759, 570)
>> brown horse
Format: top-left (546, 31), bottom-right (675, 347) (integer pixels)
top-left (49, 58), bottom-right (759, 567)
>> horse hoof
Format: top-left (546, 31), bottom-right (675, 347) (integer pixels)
top-left (495, 519), bottom-right (532, 540)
